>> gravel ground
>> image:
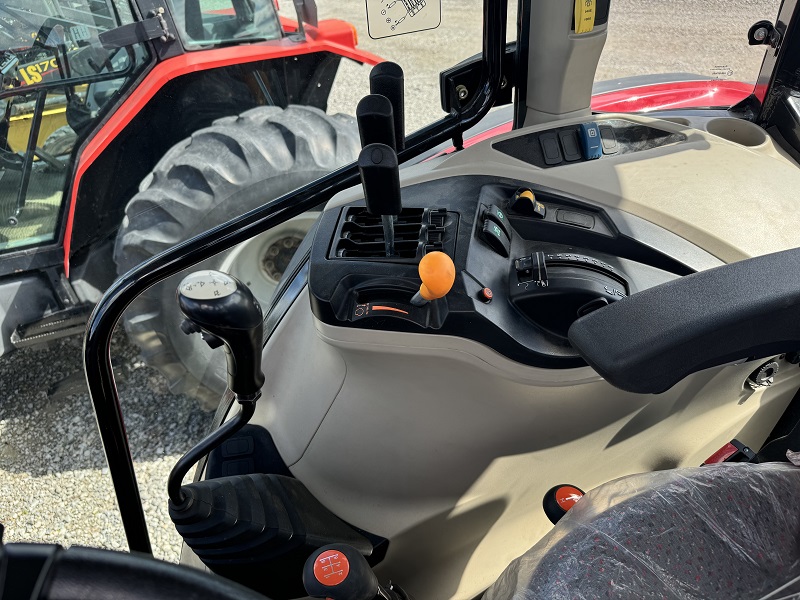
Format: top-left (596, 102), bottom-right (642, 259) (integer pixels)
top-left (0, 332), bottom-right (209, 561)
top-left (0, 0), bottom-right (784, 566)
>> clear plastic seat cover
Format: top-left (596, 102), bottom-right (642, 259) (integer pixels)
top-left (485, 463), bottom-right (800, 600)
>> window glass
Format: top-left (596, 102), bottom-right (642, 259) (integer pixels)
top-left (166, 0), bottom-right (282, 48)
top-left (0, 0), bottom-right (148, 253)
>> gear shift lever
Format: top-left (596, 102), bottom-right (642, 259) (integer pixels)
top-left (168, 270), bottom-right (265, 506)
top-left (177, 270), bottom-right (265, 400)
top-left (358, 143), bottom-right (401, 257)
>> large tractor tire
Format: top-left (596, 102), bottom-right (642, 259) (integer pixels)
top-left (114, 105), bottom-right (360, 409)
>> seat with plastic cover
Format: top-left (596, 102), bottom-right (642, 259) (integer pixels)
top-left (485, 462), bottom-right (800, 600)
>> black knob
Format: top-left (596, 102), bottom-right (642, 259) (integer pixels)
top-left (177, 270), bottom-right (265, 400)
top-left (359, 143), bottom-right (401, 216)
top-left (357, 94), bottom-right (396, 150)
top-left (303, 544), bottom-right (378, 600)
top-left (369, 62), bottom-right (404, 151)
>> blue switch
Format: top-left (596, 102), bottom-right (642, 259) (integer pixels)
top-left (578, 122), bottom-right (603, 160)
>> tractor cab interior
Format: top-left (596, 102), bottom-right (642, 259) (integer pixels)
top-left (4, 0), bottom-right (800, 598)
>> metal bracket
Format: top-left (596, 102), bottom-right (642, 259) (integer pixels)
top-left (99, 7), bottom-right (175, 49)
top-left (748, 20), bottom-right (782, 51)
top-left (439, 41), bottom-right (517, 114)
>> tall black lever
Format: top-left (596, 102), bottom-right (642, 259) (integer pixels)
top-left (369, 62), bottom-right (405, 151)
top-left (358, 143), bottom-right (401, 257)
top-left (168, 270), bottom-right (265, 506)
top-left (356, 94), bottom-right (396, 150)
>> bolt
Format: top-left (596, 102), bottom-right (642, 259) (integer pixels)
top-left (456, 85), bottom-right (468, 100)
top-left (754, 27), bottom-right (768, 42)
top-left (500, 76), bottom-right (508, 89)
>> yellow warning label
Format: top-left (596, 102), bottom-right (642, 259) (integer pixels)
top-left (574, 0), bottom-right (596, 34)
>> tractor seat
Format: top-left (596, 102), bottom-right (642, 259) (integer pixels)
top-left (485, 462), bottom-right (800, 600)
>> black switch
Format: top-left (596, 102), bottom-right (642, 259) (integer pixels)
top-left (484, 204), bottom-right (512, 239)
top-left (515, 255), bottom-right (534, 282)
top-left (558, 130), bottom-right (582, 161)
top-left (481, 220), bottom-right (511, 257)
top-left (599, 125), bottom-right (618, 154)
top-left (556, 209), bottom-right (595, 229)
top-left (539, 132), bottom-right (562, 165)
top-left (515, 255), bottom-right (533, 271)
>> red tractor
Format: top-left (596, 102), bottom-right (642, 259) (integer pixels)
top-left (0, 0), bottom-right (379, 407)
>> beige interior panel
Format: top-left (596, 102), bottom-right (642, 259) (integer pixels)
top-left (188, 112), bottom-right (800, 599)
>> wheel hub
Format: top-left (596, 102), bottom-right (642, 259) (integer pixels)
top-left (261, 235), bottom-right (304, 281)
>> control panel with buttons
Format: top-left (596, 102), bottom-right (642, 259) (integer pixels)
top-left (492, 118), bottom-right (686, 169)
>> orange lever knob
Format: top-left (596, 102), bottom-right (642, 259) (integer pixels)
top-left (417, 251), bottom-right (456, 301)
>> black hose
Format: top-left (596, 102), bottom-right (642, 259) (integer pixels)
top-left (167, 401), bottom-right (256, 506)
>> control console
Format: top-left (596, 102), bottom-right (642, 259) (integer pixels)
top-left (308, 170), bottom-right (690, 368)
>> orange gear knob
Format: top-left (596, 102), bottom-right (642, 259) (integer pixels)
top-left (413, 251), bottom-right (455, 304)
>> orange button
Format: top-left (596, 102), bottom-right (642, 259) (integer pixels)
top-left (555, 485), bottom-right (584, 511)
top-left (313, 550), bottom-right (350, 586)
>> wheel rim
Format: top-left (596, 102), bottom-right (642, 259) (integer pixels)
top-left (218, 213), bottom-right (319, 305)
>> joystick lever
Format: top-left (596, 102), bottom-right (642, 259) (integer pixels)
top-left (303, 544), bottom-right (410, 600)
top-left (359, 143), bottom-right (401, 257)
top-left (177, 270), bottom-right (265, 401)
top-left (411, 251), bottom-right (456, 306)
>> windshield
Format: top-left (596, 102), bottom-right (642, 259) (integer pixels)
top-left (595, 0), bottom-right (783, 106)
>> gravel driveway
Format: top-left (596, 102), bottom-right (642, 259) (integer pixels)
top-left (0, 0), bottom-right (783, 565)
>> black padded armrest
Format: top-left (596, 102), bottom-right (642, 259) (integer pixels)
top-left (567, 248), bottom-right (800, 394)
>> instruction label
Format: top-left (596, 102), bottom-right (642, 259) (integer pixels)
top-left (574, 0), bottom-right (595, 34)
top-left (366, 0), bottom-right (442, 39)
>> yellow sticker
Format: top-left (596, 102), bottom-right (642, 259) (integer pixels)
top-left (574, 0), bottom-right (596, 34)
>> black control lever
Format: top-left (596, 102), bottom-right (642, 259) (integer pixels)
top-left (369, 62), bottom-right (405, 151)
top-left (177, 270), bottom-right (265, 400)
top-left (357, 94), bottom-right (396, 150)
top-left (359, 143), bottom-right (401, 257)
top-left (303, 544), bottom-right (410, 600)
top-left (169, 270), bottom-right (264, 506)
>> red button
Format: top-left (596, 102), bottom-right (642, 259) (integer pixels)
top-left (480, 287), bottom-right (493, 302)
top-left (313, 550), bottom-right (350, 586)
top-left (555, 485), bottom-right (584, 511)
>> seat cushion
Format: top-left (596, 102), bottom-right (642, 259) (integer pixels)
top-left (485, 463), bottom-right (800, 600)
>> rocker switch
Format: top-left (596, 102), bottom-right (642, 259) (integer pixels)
top-left (484, 204), bottom-right (512, 239)
top-left (481, 220), bottom-right (511, 257)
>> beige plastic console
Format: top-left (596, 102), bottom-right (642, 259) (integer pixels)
top-left (192, 116), bottom-right (800, 599)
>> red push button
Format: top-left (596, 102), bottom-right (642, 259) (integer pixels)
top-left (543, 483), bottom-right (585, 524)
top-left (555, 485), bottom-right (584, 510)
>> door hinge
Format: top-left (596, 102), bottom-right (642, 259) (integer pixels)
top-left (99, 7), bottom-right (175, 49)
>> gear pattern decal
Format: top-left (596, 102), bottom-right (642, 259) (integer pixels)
top-left (365, 0), bottom-right (441, 39)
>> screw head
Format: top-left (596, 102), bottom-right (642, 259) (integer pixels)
top-left (456, 85), bottom-right (468, 100)
top-left (754, 27), bottom-right (768, 41)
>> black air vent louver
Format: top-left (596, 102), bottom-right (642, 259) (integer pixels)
top-left (331, 207), bottom-right (456, 262)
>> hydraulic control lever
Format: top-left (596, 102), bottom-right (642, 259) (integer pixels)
top-left (168, 270), bottom-right (265, 506)
top-left (369, 62), bottom-right (405, 151)
top-left (359, 143), bottom-right (401, 257)
top-left (304, 544), bottom-right (412, 600)
top-left (177, 270), bottom-right (264, 400)
top-left (411, 251), bottom-right (456, 306)
top-left (357, 94), bottom-right (396, 150)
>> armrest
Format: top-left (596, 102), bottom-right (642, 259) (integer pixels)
top-left (567, 248), bottom-right (800, 393)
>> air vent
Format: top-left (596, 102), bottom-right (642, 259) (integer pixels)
top-left (330, 207), bottom-right (457, 262)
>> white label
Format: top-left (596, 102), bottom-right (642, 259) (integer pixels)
top-left (179, 271), bottom-right (237, 300)
top-left (366, 0), bottom-right (442, 40)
